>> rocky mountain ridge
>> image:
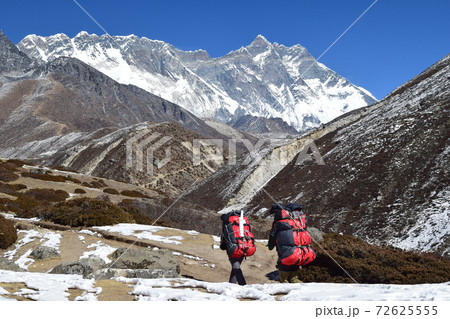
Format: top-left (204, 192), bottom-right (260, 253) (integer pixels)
top-left (18, 32), bottom-right (377, 132)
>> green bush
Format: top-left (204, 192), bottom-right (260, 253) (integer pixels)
top-left (0, 215), bottom-right (17, 249)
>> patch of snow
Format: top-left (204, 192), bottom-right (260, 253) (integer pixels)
top-left (0, 270), bottom-right (99, 301)
top-left (94, 224), bottom-right (183, 245)
top-left (41, 232), bottom-right (62, 251)
top-left (14, 249), bottom-right (34, 270)
top-left (78, 229), bottom-right (102, 237)
top-left (116, 277), bottom-right (450, 301)
top-left (79, 241), bottom-right (116, 264)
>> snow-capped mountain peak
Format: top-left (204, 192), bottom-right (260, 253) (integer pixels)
top-left (17, 32), bottom-right (377, 131)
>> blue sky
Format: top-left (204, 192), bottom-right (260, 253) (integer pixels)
top-left (1, 0), bottom-right (449, 99)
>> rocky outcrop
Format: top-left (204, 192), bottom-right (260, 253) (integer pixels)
top-left (0, 258), bottom-right (25, 272)
top-left (49, 257), bottom-right (106, 278)
top-left (30, 246), bottom-right (60, 260)
top-left (49, 248), bottom-right (180, 279)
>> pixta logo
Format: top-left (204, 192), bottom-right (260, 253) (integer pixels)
top-left (126, 129), bottom-right (172, 175)
top-left (192, 138), bottom-right (325, 167)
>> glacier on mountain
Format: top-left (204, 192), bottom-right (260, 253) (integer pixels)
top-left (18, 33), bottom-right (377, 131)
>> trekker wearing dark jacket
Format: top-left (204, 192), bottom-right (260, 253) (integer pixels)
top-left (268, 203), bottom-right (315, 283)
top-left (220, 211), bottom-right (256, 285)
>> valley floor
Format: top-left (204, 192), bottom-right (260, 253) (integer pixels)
top-left (0, 215), bottom-right (449, 301)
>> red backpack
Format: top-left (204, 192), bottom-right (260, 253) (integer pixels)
top-left (221, 211), bottom-right (256, 258)
top-left (272, 205), bottom-right (316, 266)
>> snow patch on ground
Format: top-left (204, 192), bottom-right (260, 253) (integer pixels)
top-left (116, 277), bottom-right (450, 301)
top-left (93, 224), bottom-right (184, 245)
top-left (79, 241), bottom-right (116, 263)
top-left (0, 270), bottom-right (100, 301)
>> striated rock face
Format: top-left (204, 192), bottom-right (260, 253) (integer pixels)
top-left (18, 32), bottom-right (377, 132)
top-left (183, 54), bottom-right (450, 256)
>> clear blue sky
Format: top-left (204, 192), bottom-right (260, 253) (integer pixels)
top-left (1, 0), bottom-right (449, 99)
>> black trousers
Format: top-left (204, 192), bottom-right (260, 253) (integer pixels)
top-left (228, 256), bottom-right (246, 285)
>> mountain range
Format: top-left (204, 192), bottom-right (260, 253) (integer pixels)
top-left (18, 32), bottom-right (377, 132)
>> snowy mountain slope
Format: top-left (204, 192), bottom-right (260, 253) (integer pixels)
top-left (18, 33), bottom-right (377, 131)
top-left (183, 54), bottom-right (450, 255)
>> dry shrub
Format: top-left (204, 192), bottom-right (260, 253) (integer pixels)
top-left (74, 188), bottom-right (86, 194)
top-left (132, 200), bottom-right (220, 234)
top-left (0, 168), bottom-right (19, 182)
top-left (9, 184), bottom-right (27, 190)
top-left (24, 188), bottom-right (69, 202)
top-left (118, 201), bottom-right (169, 227)
top-left (297, 233), bottom-right (450, 284)
top-left (103, 188), bottom-right (119, 195)
top-left (52, 166), bottom-right (79, 173)
top-left (0, 182), bottom-right (21, 197)
top-left (32, 198), bottom-right (134, 227)
top-left (11, 195), bottom-right (46, 212)
top-left (6, 159), bottom-right (32, 168)
top-left (21, 172), bottom-right (80, 184)
top-left (120, 190), bottom-right (149, 198)
top-left (0, 214), bottom-right (18, 249)
top-left (82, 179), bottom-right (107, 189)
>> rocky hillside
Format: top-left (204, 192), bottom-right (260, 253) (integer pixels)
top-left (183, 54), bottom-right (450, 256)
top-left (18, 32), bottom-right (377, 132)
top-left (227, 114), bottom-right (299, 136)
top-left (0, 30), bottom-right (238, 195)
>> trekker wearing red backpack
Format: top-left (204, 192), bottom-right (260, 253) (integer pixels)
top-left (220, 210), bottom-right (256, 285)
top-left (268, 203), bottom-right (316, 283)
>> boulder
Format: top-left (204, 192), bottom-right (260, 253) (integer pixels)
top-left (110, 248), bottom-right (180, 274)
top-left (308, 227), bottom-right (324, 243)
top-left (94, 268), bottom-right (179, 280)
top-left (0, 258), bottom-right (25, 272)
top-left (30, 246), bottom-right (60, 260)
top-left (49, 257), bottom-right (106, 278)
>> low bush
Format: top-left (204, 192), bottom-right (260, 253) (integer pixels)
top-left (24, 188), bottom-right (69, 202)
top-left (21, 172), bottom-right (81, 184)
top-left (0, 215), bottom-right (18, 249)
top-left (0, 183), bottom-right (20, 197)
top-left (297, 233), bottom-right (450, 284)
top-left (103, 188), bottom-right (119, 195)
top-left (6, 159), bottom-right (30, 168)
top-left (0, 169), bottom-right (19, 182)
top-left (9, 184), bottom-right (27, 191)
top-left (81, 179), bottom-right (108, 189)
top-left (132, 200), bottom-right (219, 234)
top-left (52, 166), bottom-right (79, 173)
top-left (29, 198), bottom-right (134, 227)
top-left (74, 188), bottom-right (86, 194)
top-left (120, 190), bottom-right (149, 198)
